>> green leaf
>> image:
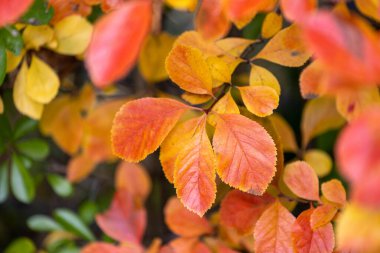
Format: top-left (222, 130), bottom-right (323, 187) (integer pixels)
top-left (13, 117), bottom-right (38, 140)
top-left (0, 42), bottom-right (6, 86)
top-left (0, 27), bottom-right (23, 55)
top-left (27, 215), bottom-right (63, 232)
top-left (16, 138), bottom-right (49, 161)
top-left (11, 154), bottom-right (35, 203)
top-left (0, 162), bottom-right (9, 203)
top-left (21, 0), bottom-right (54, 25)
top-left (4, 237), bottom-right (36, 253)
top-left (47, 173), bottom-right (73, 198)
top-left (79, 201), bottom-right (98, 225)
top-left (54, 208), bottom-right (95, 241)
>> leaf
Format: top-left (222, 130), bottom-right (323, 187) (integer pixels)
top-left (181, 92), bottom-right (212, 105)
top-left (0, 27), bottom-right (23, 55)
top-left (292, 209), bottom-right (335, 253)
top-left (27, 215), bottom-right (63, 232)
top-left (302, 96), bottom-right (345, 148)
top-left (15, 138), bottom-right (49, 161)
top-left (47, 173), bottom-right (73, 198)
top-left (0, 43), bottom-right (6, 86)
top-left (6, 50), bottom-right (24, 72)
top-left (280, 0), bottom-right (317, 22)
top-left (96, 189), bottom-right (146, 243)
top-left (238, 86), bottom-right (279, 117)
top-left (254, 201), bottom-right (295, 253)
top-left (269, 114), bottom-right (298, 153)
top-left (304, 149), bottom-right (332, 177)
top-left (164, 0), bottom-right (197, 11)
top-left (173, 115), bottom-right (216, 216)
top-left (310, 204), bottom-right (338, 230)
top-left (26, 54), bottom-right (60, 104)
top-left (11, 154), bottom-right (35, 203)
top-left (321, 179), bottom-right (346, 207)
top-left (208, 91), bottom-right (239, 126)
top-left (85, 0), bottom-right (151, 87)
top-left (115, 162), bottom-right (151, 202)
top-left (54, 208), bottom-right (95, 241)
top-left (195, 0), bottom-right (230, 40)
top-left (261, 12), bottom-right (283, 39)
top-left (111, 98), bottom-right (190, 162)
top-left (67, 154), bottom-right (96, 183)
top-left (255, 25), bottom-right (311, 67)
top-left (0, 162), bottom-right (8, 203)
top-left (299, 60), bottom-right (324, 99)
top-left (213, 113), bottom-right (277, 194)
top-left (0, 96), bottom-right (3, 114)
top-left (22, 25), bottom-right (54, 50)
top-left (82, 243), bottom-right (142, 253)
top-left (4, 238), bottom-right (35, 253)
top-left (13, 60), bottom-right (44, 120)
top-left (250, 65), bottom-right (281, 95)
top-left (220, 189), bottom-right (274, 235)
top-left (21, 0), bottom-right (54, 25)
top-left (52, 15), bottom-right (93, 55)
top-left (283, 161), bottom-right (319, 201)
top-left (164, 197), bottom-right (212, 237)
top-left (166, 44), bottom-right (213, 95)
top-left (49, 0), bottom-right (92, 24)
top-left (138, 32), bottom-right (176, 83)
top-left (355, 0), bottom-right (380, 22)
top-left (215, 37), bottom-right (254, 57)
top-left (0, 0), bottom-right (34, 26)
top-left (176, 31), bottom-right (223, 57)
top-left (206, 56), bottom-right (232, 85)
top-left (13, 117), bottom-right (37, 139)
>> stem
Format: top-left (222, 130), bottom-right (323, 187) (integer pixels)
top-left (204, 84), bottom-right (229, 113)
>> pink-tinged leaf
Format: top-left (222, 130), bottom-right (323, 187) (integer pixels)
top-left (173, 115), bottom-right (216, 216)
top-left (85, 0), bottom-right (152, 87)
top-left (164, 197), bottom-right (213, 237)
top-left (310, 204), bottom-right (338, 230)
top-left (67, 154), bottom-right (96, 183)
top-left (213, 114), bottom-right (277, 194)
top-left (299, 60), bottom-right (325, 99)
top-left (283, 161), bottom-right (319, 201)
top-left (0, 0), bottom-right (33, 26)
top-left (321, 179), bottom-right (346, 207)
top-left (280, 0), bottom-right (317, 22)
top-left (220, 190), bottom-right (274, 235)
top-left (81, 242), bottom-right (142, 253)
top-left (111, 98), bottom-right (190, 162)
top-left (292, 209), bottom-right (335, 253)
top-left (254, 201), bottom-right (296, 253)
top-left (96, 189), bottom-right (146, 243)
top-left (166, 238), bottom-right (212, 253)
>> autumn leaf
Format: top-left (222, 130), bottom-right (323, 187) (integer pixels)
top-left (206, 56), bottom-right (232, 85)
top-left (85, 0), bottom-right (152, 87)
top-left (67, 154), bottom-right (96, 183)
top-left (220, 190), bottom-right (274, 235)
top-left (238, 86), bottom-right (279, 117)
top-left (111, 98), bottom-right (190, 162)
top-left (213, 113), bottom-right (277, 194)
top-left (166, 44), bottom-right (213, 95)
top-left (270, 114), bottom-right (298, 153)
top-left (181, 93), bottom-right (212, 105)
top-left (310, 204), bottom-right (338, 230)
top-left (283, 161), bottom-right (319, 201)
top-left (215, 37), bottom-right (254, 57)
top-left (81, 242), bottom-right (143, 253)
top-left (254, 201), bottom-right (295, 253)
top-left (22, 25), bottom-right (54, 50)
top-left (0, 0), bottom-right (34, 26)
top-left (292, 209), bottom-right (335, 253)
top-left (355, 0), bottom-right (380, 22)
top-left (250, 65), bottom-right (281, 95)
top-left (96, 189), bottom-right (146, 243)
top-left (299, 60), bottom-right (324, 99)
top-left (164, 0), bottom-right (197, 11)
top-left (304, 149), bottom-right (332, 178)
top-left (280, 0), bottom-right (317, 22)
top-left (50, 0), bottom-right (92, 24)
top-left (261, 12), bottom-right (283, 39)
top-left (321, 179), bottom-right (346, 207)
top-left (173, 115), bottom-right (216, 216)
top-left (164, 197), bottom-right (212, 237)
top-left (208, 91), bottom-right (239, 126)
top-left (255, 25), bottom-right (311, 67)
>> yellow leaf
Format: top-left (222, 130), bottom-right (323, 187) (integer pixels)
top-left (22, 25), bottom-right (54, 50)
top-left (304, 149), bottom-right (332, 177)
top-left (6, 50), bottom-right (24, 73)
top-left (215, 37), bottom-right (254, 57)
top-left (138, 32), bottom-right (176, 83)
top-left (269, 113), bottom-right (298, 153)
top-left (250, 65), bottom-right (281, 95)
top-left (337, 204), bottom-right (380, 253)
top-left (255, 25), bottom-right (311, 67)
top-left (261, 12), bottom-right (283, 39)
top-left (0, 96), bottom-right (3, 114)
top-left (238, 86), bottom-right (279, 117)
top-left (13, 60), bottom-right (44, 119)
top-left (26, 55), bottom-right (60, 104)
top-left (206, 56), bottom-right (231, 85)
top-left (166, 44), bottom-right (213, 95)
top-left (52, 15), bottom-right (93, 55)
top-left (208, 90), bottom-right (239, 126)
top-left (355, 0), bottom-right (380, 22)
top-left (165, 0), bottom-right (197, 11)
top-left (181, 92), bottom-right (212, 105)
top-left (175, 31), bottom-right (223, 56)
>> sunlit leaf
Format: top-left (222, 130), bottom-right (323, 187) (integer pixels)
top-left (208, 91), bottom-right (239, 126)
top-left (206, 56), bottom-right (232, 85)
top-left (310, 204), bottom-right (338, 230)
top-left (261, 12), bottom-right (283, 39)
top-left (238, 86), bottom-right (279, 117)
top-left (22, 25), bottom-right (54, 50)
top-left (321, 179), bottom-right (346, 207)
top-left (304, 149), bottom-right (332, 177)
top-left (250, 65), bottom-right (281, 95)
top-left (299, 60), bottom-right (324, 99)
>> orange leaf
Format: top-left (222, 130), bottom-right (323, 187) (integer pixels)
top-left (261, 12), bottom-right (283, 39)
top-left (238, 86), bottom-right (279, 117)
top-left (166, 44), bottom-right (213, 95)
top-left (292, 209), bottom-right (335, 253)
top-left (255, 25), bottom-right (311, 67)
top-left (111, 98), bottom-right (190, 162)
top-left (270, 114), bottom-right (298, 153)
top-left (67, 154), bottom-right (96, 183)
top-left (166, 238), bottom-right (212, 253)
top-left (310, 204), bottom-right (338, 230)
top-left (85, 0), bottom-right (152, 87)
top-left (195, 0), bottom-right (230, 40)
top-left (173, 115), bottom-right (216, 216)
top-left (81, 242), bottom-right (141, 253)
top-left (220, 189), bottom-right (274, 235)
top-left (164, 197), bottom-right (213, 237)
top-left (249, 65), bottom-right (281, 95)
top-left (208, 91), bottom-right (239, 126)
top-left (283, 161), bottom-right (319, 201)
top-left (0, 0), bottom-right (33, 26)
top-left (175, 31), bottom-right (223, 56)
top-left (299, 60), bottom-right (325, 99)
top-left (49, 0), bottom-right (92, 24)
top-left (213, 114), bottom-right (277, 194)
top-left (280, 0), bottom-right (317, 22)
top-left (254, 201), bottom-right (295, 253)
top-left (116, 162), bottom-right (151, 203)
top-left (181, 92), bottom-right (212, 105)
top-left (96, 189), bottom-right (146, 243)
top-left (321, 179), bottom-right (346, 207)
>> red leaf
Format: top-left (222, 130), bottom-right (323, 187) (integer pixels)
top-left (96, 189), bottom-right (146, 243)
top-left (85, 0), bottom-right (152, 87)
top-left (0, 0), bottom-right (33, 26)
top-left (220, 189), bottom-right (274, 235)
